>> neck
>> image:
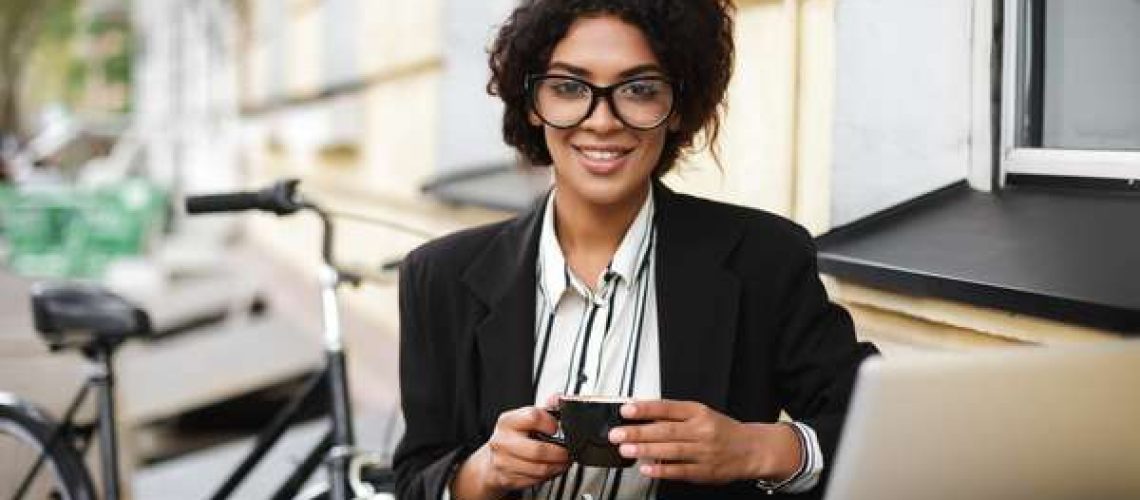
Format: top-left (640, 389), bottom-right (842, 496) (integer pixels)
top-left (553, 184), bottom-right (650, 263)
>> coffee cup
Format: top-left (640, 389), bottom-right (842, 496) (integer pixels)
top-left (531, 395), bottom-right (643, 468)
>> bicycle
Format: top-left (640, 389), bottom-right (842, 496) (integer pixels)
top-left (1, 179), bottom-right (396, 500)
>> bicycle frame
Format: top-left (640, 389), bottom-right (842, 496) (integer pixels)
top-left (15, 192), bottom-right (362, 500)
top-left (12, 340), bottom-right (122, 500)
top-left (209, 202), bottom-right (359, 500)
top-left (14, 332), bottom-right (354, 500)
top-left (208, 361), bottom-right (342, 500)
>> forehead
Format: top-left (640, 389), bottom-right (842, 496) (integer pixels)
top-left (548, 14), bottom-right (661, 78)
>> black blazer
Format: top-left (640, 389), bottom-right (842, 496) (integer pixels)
top-left (394, 183), bottom-right (877, 499)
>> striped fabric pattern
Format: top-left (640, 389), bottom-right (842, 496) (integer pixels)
top-left (528, 192), bottom-right (660, 500)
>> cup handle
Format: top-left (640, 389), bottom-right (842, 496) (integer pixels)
top-left (528, 408), bottom-right (565, 447)
top-left (529, 431), bottom-right (566, 447)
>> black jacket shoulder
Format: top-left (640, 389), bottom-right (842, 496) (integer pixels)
top-left (669, 189), bottom-right (812, 241)
top-left (401, 217), bottom-right (514, 277)
top-left (663, 189), bottom-right (817, 272)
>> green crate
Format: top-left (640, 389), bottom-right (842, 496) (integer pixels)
top-left (1, 179), bottom-right (168, 278)
top-left (1, 187), bottom-right (78, 254)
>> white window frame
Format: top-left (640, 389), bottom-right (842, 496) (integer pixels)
top-left (999, 0), bottom-right (1140, 185)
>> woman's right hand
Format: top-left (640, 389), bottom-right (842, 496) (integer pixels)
top-left (450, 406), bottom-right (570, 500)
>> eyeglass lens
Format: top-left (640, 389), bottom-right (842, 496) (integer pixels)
top-left (532, 76), bottom-right (673, 130)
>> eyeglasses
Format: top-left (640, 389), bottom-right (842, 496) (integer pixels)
top-left (526, 74), bottom-right (677, 131)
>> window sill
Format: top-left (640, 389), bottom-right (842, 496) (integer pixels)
top-left (816, 181), bottom-right (1140, 335)
top-left (421, 164), bottom-right (551, 213)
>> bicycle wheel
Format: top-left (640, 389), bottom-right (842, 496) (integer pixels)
top-left (0, 394), bottom-right (96, 500)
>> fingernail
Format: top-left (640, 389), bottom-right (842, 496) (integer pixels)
top-left (619, 444), bottom-right (637, 457)
top-left (609, 429), bottom-right (625, 442)
top-left (621, 404), bottom-right (636, 417)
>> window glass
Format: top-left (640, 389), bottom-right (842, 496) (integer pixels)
top-left (1020, 0), bottom-right (1140, 151)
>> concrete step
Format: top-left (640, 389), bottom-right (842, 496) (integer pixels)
top-left (133, 410), bottom-right (403, 499)
top-left (119, 316), bottom-right (321, 426)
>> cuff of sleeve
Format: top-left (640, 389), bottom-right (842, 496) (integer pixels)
top-left (780, 421), bottom-right (825, 493)
top-left (754, 421), bottom-right (825, 494)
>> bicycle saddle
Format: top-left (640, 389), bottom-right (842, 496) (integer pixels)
top-left (31, 282), bottom-right (152, 350)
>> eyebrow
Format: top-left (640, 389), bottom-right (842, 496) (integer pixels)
top-left (547, 62), bottom-right (665, 80)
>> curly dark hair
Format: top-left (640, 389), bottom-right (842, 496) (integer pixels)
top-left (487, 0), bottom-right (735, 177)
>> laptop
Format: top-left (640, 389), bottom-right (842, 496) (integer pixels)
top-left (824, 339), bottom-right (1140, 500)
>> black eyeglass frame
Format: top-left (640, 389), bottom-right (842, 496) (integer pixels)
top-left (525, 74), bottom-right (680, 131)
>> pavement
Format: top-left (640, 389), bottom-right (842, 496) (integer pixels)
top-left (133, 408), bottom-right (403, 499)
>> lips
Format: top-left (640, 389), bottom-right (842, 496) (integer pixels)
top-left (574, 145), bottom-right (634, 175)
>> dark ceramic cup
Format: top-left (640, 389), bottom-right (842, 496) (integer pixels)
top-left (533, 396), bottom-right (643, 468)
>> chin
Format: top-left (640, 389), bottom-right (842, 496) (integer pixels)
top-left (571, 175), bottom-right (649, 208)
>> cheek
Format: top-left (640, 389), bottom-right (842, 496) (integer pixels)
top-left (544, 128), bottom-right (571, 156)
top-left (639, 130), bottom-right (669, 159)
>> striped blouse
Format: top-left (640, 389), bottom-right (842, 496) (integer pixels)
top-left (525, 191), bottom-right (822, 499)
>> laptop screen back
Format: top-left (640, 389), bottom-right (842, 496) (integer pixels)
top-left (825, 340), bottom-right (1140, 500)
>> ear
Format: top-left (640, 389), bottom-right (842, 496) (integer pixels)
top-left (529, 111), bottom-right (543, 127)
top-left (667, 113), bottom-right (681, 132)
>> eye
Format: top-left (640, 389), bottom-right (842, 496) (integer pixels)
top-left (547, 79), bottom-right (590, 98)
top-left (619, 80), bottom-right (664, 101)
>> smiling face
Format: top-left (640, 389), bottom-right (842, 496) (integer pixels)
top-left (533, 15), bottom-right (675, 212)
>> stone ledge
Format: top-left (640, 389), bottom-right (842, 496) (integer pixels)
top-left (826, 277), bottom-right (1122, 351)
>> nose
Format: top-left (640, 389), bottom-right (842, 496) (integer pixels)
top-left (580, 95), bottom-right (624, 133)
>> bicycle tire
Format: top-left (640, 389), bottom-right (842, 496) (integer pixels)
top-left (0, 393), bottom-right (97, 500)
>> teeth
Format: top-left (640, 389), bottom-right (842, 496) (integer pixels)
top-left (578, 148), bottom-right (627, 161)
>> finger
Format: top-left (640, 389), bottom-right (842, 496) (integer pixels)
top-left (638, 462), bottom-right (709, 482)
top-left (500, 406), bottom-right (559, 435)
top-left (622, 399), bottom-right (704, 422)
top-left (618, 441), bottom-right (700, 462)
top-left (497, 432), bottom-right (570, 464)
top-left (543, 393), bottom-right (564, 410)
top-left (609, 420), bottom-right (693, 444)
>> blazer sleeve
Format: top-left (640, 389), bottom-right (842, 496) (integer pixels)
top-left (393, 251), bottom-right (482, 499)
top-left (773, 234), bottom-right (879, 490)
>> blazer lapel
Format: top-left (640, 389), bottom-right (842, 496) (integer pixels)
top-left (459, 186), bottom-right (744, 420)
top-left (462, 197), bottom-right (547, 425)
top-left (653, 184), bottom-right (742, 412)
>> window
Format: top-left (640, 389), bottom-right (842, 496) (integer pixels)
top-left (322, 0), bottom-right (357, 88)
top-left (1000, 0), bottom-right (1140, 182)
top-left (424, 0), bottom-right (552, 213)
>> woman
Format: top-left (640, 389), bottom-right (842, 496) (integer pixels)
top-left (394, 1), bottom-right (877, 498)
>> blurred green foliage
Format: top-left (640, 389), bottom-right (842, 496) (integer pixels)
top-left (0, 0), bottom-right (79, 137)
top-left (1, 0), bottom-right (135, 137)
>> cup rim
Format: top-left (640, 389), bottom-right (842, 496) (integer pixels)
top-left (560, 395), bottom-right (634, 404)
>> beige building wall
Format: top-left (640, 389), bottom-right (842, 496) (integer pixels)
top-left (663, 0), bottom-right (834, 235)
top-left (238, 0), bottom-right (501, 342)
top-left (286, 0), bottom-right (322, 97)
top-left (235, 0), bottom-right (1122, 357)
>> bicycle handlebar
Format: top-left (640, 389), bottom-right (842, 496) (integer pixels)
top-left (185, 179), bottom-right (305, 216)
top-left (184, 178), bottom-right (409, 285)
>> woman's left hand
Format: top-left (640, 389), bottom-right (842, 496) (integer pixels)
top-left (607, 399), bottom-right (801, 484)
